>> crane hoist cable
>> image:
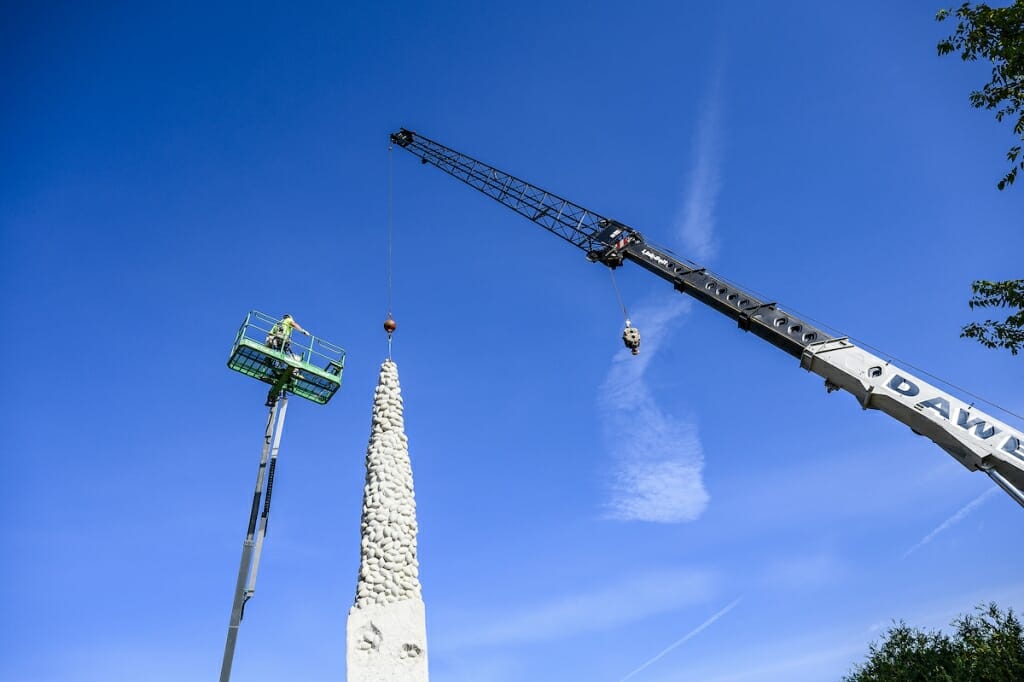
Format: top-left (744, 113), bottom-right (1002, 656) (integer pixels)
top-left (609, 268), bottom-right (641, 355)
top-left (384, 142), bottom-right (397, 357)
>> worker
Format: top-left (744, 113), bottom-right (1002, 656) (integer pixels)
top-left (266, 313), bottom-right (310, 354)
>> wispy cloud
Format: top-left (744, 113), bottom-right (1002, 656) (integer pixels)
top-left (598, 79), bottom-right (724, 524)
top-left (674, 76), bottom-right (722, 261)
top-left (761, 552), bottom-right (847, 592)
top-left (600, 298), bottom-right (710, 522)
top-left (437, 568), bottom-right (715, 650)
top-left (429, 652), bottom-right (526, 682)
top-left (679, 639), bottom-right (865, 682)
top-left (619, 597), bottom-right (742, 682)
top-left (902, 487), bottom-right (998, 559)
top-left (676, 581), bottom-right (1024, 682)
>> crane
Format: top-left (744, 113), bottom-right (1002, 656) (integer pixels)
top-left (389, 127), bottom-right (1024, 509)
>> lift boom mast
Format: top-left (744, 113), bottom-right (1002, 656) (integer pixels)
top-left (389, 128), bottom-right (1024, 507)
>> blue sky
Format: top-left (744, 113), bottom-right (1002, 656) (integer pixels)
top-left (2, 2), bottom-right (1022, 681)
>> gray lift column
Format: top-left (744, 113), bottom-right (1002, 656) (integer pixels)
top-left (220, 393), bottom-right (289, 682)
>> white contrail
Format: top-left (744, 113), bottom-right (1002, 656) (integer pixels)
top-left (902, 488), bottom-right (998, 559)
top-left (619, 597), bottom-right (742, 682)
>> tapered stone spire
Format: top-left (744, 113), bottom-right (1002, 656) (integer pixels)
top-left (346, 360), bottom-right (428, 681)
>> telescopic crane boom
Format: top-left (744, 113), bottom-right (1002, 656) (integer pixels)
top-left (390, 128), bottom-right (1024, 508)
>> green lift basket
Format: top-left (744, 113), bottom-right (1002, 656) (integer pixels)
top-left (227, 310), bottom-right (345, 405)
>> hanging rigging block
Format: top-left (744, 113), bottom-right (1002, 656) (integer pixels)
top-left (227, 310), bottom-right (346, 405)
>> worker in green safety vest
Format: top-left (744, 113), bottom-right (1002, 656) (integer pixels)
top-left (266, 313), bottom-right (310, 354)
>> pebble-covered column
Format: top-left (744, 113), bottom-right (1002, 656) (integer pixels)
top-left (346, 360), bottom-right (428, 682)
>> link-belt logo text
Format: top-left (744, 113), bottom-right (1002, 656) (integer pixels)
top-left (887, 374), bottom-right (1024, 460)
top-left (641, 249), bottom-right (669, 267)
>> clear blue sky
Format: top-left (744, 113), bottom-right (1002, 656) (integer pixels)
top-left (2, 2), bottom-right (1021, 680)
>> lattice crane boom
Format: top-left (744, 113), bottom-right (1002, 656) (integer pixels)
top-left (390, 128), bottom-right (609, 254)
top-left (390, 127), bottom-right (832, 358)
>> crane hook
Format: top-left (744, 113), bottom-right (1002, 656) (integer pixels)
top-left (384, 316), bottom-right (397, 339)
top-left (622, 321), bottom-right (640, 356)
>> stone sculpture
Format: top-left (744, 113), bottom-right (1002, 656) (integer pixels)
top-left (346, 360), bottom-right (428, 681)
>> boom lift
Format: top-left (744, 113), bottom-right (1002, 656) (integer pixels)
top-left (389, 128), bottom-right (1024, 508)
top-left (219, 311), bottom-right (346, 681)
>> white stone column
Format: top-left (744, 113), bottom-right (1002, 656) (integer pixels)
top-left (346, 360), bottom-right (428, 682)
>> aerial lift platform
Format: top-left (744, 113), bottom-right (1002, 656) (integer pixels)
top-left (220, 310), bottom-right (345, 682)
top-left (228, 310), bottom-right (346, 405)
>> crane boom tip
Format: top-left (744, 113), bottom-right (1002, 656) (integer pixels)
top-left (390, 129), bottom-right (414, 147)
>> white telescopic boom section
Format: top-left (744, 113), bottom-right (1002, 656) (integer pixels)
top-left (801, 338), bottom-right (1024, 507)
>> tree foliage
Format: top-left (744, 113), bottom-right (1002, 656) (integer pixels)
top-left (843, 603), bottom-right (1024, 681)
top-left (937, 1), bottom-right (1024, 190)
top-left (961, 279), bottom-right (1024, 354)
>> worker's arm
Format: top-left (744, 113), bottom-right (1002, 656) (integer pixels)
top-left (291, 319), bottom-right (311, 336)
